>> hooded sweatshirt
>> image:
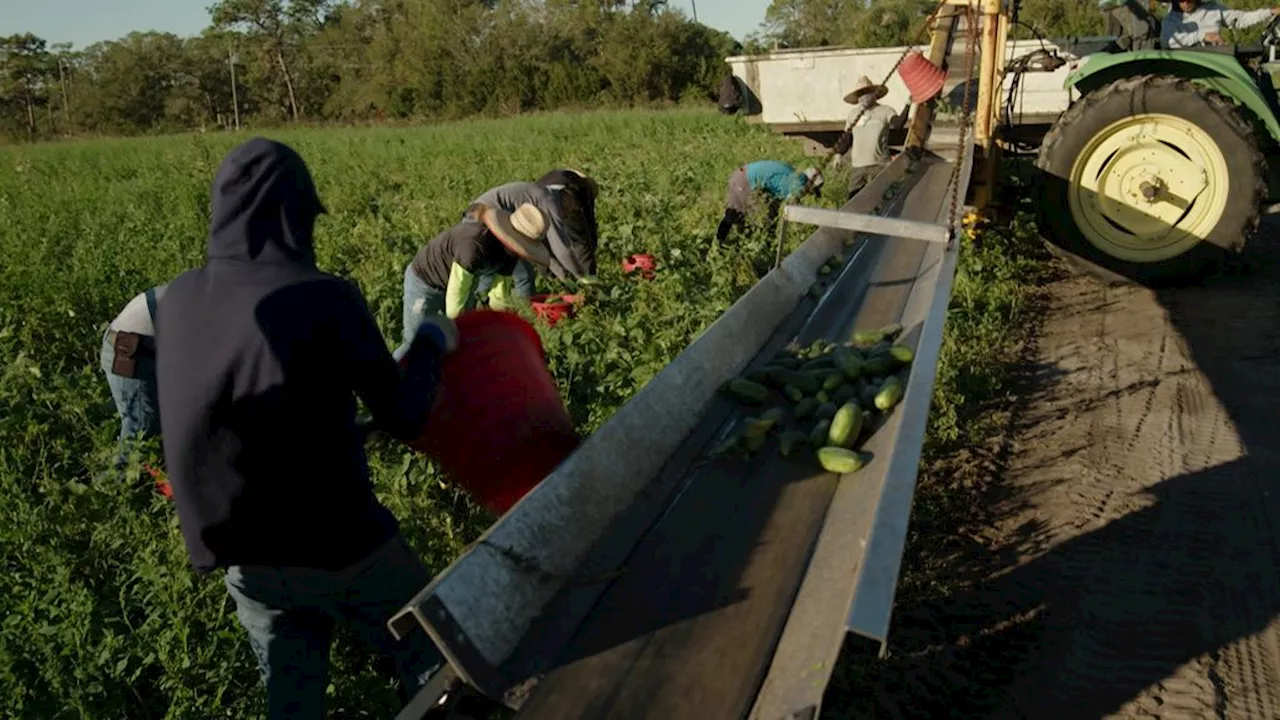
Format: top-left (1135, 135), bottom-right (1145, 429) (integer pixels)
top-left (156, 138), bottom-right (443, 573)
top-left (537, 169), bottom-right (599, 274)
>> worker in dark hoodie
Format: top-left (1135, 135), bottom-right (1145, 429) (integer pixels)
top-left (155, 137), bottom-right (454, 718)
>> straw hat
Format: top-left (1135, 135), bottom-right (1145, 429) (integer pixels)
top-left (472, 202), bottom-right (552, 267)
top-left (843, 75), bottom-right (889, 104)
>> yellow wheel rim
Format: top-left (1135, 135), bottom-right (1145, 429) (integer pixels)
top-left (1067, 113), bottom-right (1228, 263)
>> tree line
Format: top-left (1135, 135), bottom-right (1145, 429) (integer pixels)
top-left (0, 0), bottom-right (741, 141)
top-left (0, 0), bottom-right (1177, 142)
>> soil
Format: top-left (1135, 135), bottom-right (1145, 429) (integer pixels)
top-left (834, 223), bottom-right (1280, 719)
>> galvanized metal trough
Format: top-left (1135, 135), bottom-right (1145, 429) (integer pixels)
top-left (389, 137), bottom-right (975, 720)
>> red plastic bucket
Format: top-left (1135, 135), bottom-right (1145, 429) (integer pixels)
top-left (529, 294), bottom-right (583, 326)
top-left (622, 253), bottom-right (656, 280)
top-left (403, 310), bottom-right (579, 515)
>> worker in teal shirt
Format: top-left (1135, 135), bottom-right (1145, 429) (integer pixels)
top-left (717, 160), bottom-right (823, 241)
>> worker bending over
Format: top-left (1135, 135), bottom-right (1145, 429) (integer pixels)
top-left (833, 75), bottom-right (906, 200)
top-left (471, 176), bottom-right (599, 297)
top-left (475, 168), bottom-right (601, 300)
top-left (1162, 0), bottom-right (1280, 47)
top-left (101, 284), bottom-right (167, 455)
top-left (395, 202), bottom-right (551, 360)
top-left (156, 137), bottom-right (456, 719)
top-left (717, 160), bottom-right (824, 242)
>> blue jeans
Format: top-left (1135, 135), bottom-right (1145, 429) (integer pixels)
top-left (475, 259), bottom-right (537, 299)
top-left (394, 264), bottom-right (446, 362)
top-left (223, 534), bottom-right (444, 720)
top-left (100, 332), bottom-right (160, 459)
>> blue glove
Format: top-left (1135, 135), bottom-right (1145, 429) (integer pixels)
top-left (414, 314), bottom-right (459, 354)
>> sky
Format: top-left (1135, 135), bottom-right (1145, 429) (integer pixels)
top-left (0, 0), bottom-right (773, 50)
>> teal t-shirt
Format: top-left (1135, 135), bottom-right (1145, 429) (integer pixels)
top-left (746, 161), bottom-right (807, 200)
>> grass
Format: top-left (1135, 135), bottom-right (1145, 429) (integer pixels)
top-left (0, 107), bottom-right (857, 719)
top-left (1, 104), bottom-right (1055, 719)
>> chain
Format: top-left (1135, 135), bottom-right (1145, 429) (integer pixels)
top-left (834, 1), bottom-right (953, 152)
top-left (944, 5), bottom-right (981, 243)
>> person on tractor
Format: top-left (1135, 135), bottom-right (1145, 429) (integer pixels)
top-left (394, 202), bottom-right (551, 361)
top-left (155, 137), bottom-right (459, 718)
top-left (716, 160), bottom-right (824, 242)
top-left (1161, 0), bottom-right (1280, 48)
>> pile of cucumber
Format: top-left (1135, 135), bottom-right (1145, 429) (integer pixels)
top-left (715, 322), bottom-right (912, 474)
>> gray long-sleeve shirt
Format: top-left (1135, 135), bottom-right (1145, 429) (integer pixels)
top-left (472, 182), bottom-right (588, 281)
top-left (1161, 3), bottom-right (1273, 48)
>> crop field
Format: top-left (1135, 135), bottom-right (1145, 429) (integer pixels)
top-left (0, 107), bottom-right (1045, 718)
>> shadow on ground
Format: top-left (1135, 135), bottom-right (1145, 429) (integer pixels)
top-left (821, 218), bottom-right (1280, 718)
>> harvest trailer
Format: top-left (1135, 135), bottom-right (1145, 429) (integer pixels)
top-left (389, 0), bottom-right (1280, 717)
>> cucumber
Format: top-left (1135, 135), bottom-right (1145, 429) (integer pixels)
top-left (832, 384), bottom-right (857, 406)
top-left (816, 390), bottom-right (831, 404)
top-left (778, 431), bottom-right (807, 457)
top-left (859, 380), bottom-right (880, 407)
top-left (862, 352), bottom-right (894, 377)
top-left (774, 369), bottom-right (820, 394)
top-left (743, 433), bottom-right (767, 454)
top-left (822, 372), bottom-right (845, 392)
top-left (834, 347), bottom-right (862, 380)
top-left (802, 357), bottom-right (836, 373)
top-left (760, 407), bottom-right (787, 425)
top-left (808, 285), bottom-right (824, 299)
top-left (794, 397), bottom-right (819, 420)
top-left (746, 369), bottom-right (771, 385)
top-left (809, 419), bottom-right (832, 448)
top-left (815, 402), bottom-right (838, 420)
top-left (880, 323), bottom-right (904, 341)
top-left (889, 344), bottom-right (914, 366)
top-left (721, 378), bottom-right (768, 405)
top-left (819, 264), bottom-right (832, 276)
top-left (875, 376), bottom-right (904, 411)
top-left (827, 403), bottom-right (862, 448)
top-left (851, 329), bottom-right (885, 347)
top-left (773, 356), bottom-right (802, 370)
top-left (743, 417), bottom-right (776, 439)
top-left (817, 447), bottom-right (868, 474)
top-left (784, 385), bottom-right (805, 403)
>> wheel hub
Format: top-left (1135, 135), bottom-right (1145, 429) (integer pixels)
top-left (1137, 175), bottom-right (1164, 203)
top-left (1067, 114), bottom-right (1227, 263)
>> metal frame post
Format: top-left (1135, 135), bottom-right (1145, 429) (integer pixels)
top-left (972, 0), bottom-right (1007, 208)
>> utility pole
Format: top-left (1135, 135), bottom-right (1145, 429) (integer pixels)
top-left (690, 0), bottom-right (698, 22)
top-left (57, 58), bottom-right (70, 126)
top-left (228, 48), bottom-right (241, 131)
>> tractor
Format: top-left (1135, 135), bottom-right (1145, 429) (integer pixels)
top-left (1032, 4), bottom-right (1280, 283)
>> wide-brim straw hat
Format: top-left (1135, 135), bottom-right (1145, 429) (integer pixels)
top-left (843, 75), bottom-right (889, 104)
top-left (473, 202), bottom-right (552, 267)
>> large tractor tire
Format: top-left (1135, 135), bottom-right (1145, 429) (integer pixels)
top-left (1036, 74), bottom-right (1265, 285)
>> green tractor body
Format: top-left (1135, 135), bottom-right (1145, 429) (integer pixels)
top-left (1035, 39), bottom-right (1280, 283)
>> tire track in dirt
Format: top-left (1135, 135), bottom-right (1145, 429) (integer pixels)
top-left (837, 226), bottom-right (1280, 719)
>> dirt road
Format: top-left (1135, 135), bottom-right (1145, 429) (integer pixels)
top-left (839, 227), bottom-right (1280, 719)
